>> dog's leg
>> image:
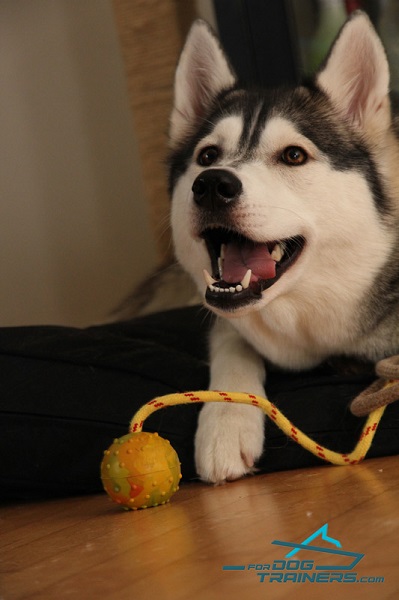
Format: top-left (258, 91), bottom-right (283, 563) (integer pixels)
top-left (195, 318), bottom-right (266, 484)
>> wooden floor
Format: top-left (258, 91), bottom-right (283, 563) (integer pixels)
top-left (1, 455), bottom-right (398, 600)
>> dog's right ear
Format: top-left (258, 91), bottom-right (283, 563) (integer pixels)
top-left (169, 20), bottom-right (236, 147)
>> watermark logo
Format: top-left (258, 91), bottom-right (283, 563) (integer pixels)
top-left (223, 523), bottom-right (384, 584)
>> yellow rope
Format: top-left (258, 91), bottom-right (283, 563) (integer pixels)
top-left (129, 389), bottom-right (387, 467)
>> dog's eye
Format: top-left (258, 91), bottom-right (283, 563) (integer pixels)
top-left (198, 146), bottom-right (219, 167)
top-left (281, 146), bottom-right (308, 166)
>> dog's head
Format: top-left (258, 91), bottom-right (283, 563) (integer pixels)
top-left (168, 12), bottom-right (396, 320)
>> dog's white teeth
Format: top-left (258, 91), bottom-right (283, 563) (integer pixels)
top-left (240, 269), bottom-right (252, 289)
top-left (203, 269), bottom-right (217, 287)
top-left (204, 266), bottom-right (248, 294)
top-left (217, 245), bottom-right (225, 277)
top-left (271, 243), bottom-right (284, 262)
top-left (218, 257), bottom-right (223, 278)
top-left (214, 284), bottom-right (243, 293)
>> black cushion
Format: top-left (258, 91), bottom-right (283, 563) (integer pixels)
top-left (1, 306), bottom-right (398, 499)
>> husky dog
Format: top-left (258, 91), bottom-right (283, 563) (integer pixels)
top-left (168, 11), bottom-right (399, 484)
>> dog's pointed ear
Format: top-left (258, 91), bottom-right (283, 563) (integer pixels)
top-left (169, 20), bottom-right (236, 147)
top-left (316, 11), bottom-right (390, 133)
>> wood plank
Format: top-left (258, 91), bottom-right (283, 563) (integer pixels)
top-left (1, 456), bottom-right (398, 599)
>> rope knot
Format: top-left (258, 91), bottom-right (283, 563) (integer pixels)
top-left (350, 355), bottom-right (399, 416)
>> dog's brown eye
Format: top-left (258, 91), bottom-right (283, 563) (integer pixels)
top-left (198, 146), bottom-right (219, 166)
top-left (281, 146), bottom-right (308, 166)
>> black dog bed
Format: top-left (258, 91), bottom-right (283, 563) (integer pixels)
top-left (1, 306), bottom-right (398, 499)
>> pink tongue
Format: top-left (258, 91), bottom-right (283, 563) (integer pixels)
top-left (223, 241), bottom-right (276, 283)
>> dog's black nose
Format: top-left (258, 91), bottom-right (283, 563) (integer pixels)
top-left (192, 169), bottom-right (242, 209)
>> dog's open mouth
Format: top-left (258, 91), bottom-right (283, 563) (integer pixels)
top-left (201, 228), bottom-right (305, 310)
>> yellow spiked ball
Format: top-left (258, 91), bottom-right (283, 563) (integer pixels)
top-left (101, 431), bottom-right (181, 510)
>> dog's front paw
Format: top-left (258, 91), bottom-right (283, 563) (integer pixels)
top-left (194, 402), bottom-right (265, 484)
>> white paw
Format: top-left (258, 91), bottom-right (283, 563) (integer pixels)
top-left (194, 402), bottom-right (265, 484)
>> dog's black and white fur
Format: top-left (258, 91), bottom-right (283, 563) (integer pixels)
top-left (168, 11), bottom-right (399, 483)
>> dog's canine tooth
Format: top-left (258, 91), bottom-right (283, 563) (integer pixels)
top-left (271, 243), bottom-right (284, 262)
top-left (218, 257), bottom-right (223, 278)
top-left (203, 269), bottom-right (217, 287)
top-left (220, 244), bottom-right (226, 260)
top-left (241, 269), bottom-right (252, 289)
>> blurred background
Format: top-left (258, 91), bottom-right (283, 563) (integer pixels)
top-left (0, 0), bottom-right (397, 326)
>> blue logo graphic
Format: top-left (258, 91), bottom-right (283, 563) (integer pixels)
top-left (272, 523), bottom-right (364, 570)
top-left (222, 523), bottom-right (384, 584)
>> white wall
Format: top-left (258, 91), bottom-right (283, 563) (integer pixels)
top-left (0, 1), bottom-right (157, 326)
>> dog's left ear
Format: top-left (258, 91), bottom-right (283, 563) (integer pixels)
top-left (169, 20), bottom-right (236, 147)
top-left (316, 11), bottom-right (390, 133)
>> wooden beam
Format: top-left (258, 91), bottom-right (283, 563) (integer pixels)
top-left (112, 0), bottom-right (195, 262)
